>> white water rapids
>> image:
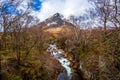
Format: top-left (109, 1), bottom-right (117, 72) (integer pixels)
top-left (47, 44), bottom-right (72, 80)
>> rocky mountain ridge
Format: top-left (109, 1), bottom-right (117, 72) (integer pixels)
top-left (39, 13), bottom-right (76, 28)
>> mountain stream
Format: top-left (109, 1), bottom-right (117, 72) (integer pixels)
top-left (47, 44), bottom-right (72, 80)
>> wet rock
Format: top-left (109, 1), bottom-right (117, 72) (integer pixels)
top-left (57, 70), bottom-right (69, 80)
top-left (64, 53), bottom-right (87, 80)
top-left (73, 63), bottom-right (79, 69)
top-left (72, 73), bottom-right (83, 80)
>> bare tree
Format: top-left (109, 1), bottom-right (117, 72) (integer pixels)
top-left (0, 0), bottom-right (40, 65)
top-left (89, 0), bottom-right (120, 30)
top-left (89, 0), bottom-right (113, 31)
top-left (109, 0), bottom-right (120, 28)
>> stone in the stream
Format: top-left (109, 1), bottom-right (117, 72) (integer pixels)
top-left (57, 70), bottom-right (69, 80)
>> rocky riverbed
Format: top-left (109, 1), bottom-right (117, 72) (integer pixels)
top-left (47, 44), bottom-right (89, 80)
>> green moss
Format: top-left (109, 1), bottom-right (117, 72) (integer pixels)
top-left (8, 74), bottom-right (22, 80)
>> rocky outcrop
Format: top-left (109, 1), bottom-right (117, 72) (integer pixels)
top-left (40, 13), bottom-right (75, 28)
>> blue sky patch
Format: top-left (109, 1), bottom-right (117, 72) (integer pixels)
top-left (3, 1), bottom-right (19, 14)
top-left (30, 0), bottom-right (42, 11)
top-left (1, 0), bottom-right (42, 15)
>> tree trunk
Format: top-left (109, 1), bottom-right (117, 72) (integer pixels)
top-left (104, 17), bottom-right (107, 31)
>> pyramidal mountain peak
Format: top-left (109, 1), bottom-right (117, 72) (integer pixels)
top-left (40, 13), bottom-right (75, 28)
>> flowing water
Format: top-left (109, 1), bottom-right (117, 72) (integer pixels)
top-left (47, 44), bottom-right (72, 80)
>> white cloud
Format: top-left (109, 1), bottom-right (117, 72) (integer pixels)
top-left (17, 0), bottom-right (30, 12)
top-left (32, 0), bottom-right (91, 21)
top-left (15, 0), bottom-right (91, 21)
